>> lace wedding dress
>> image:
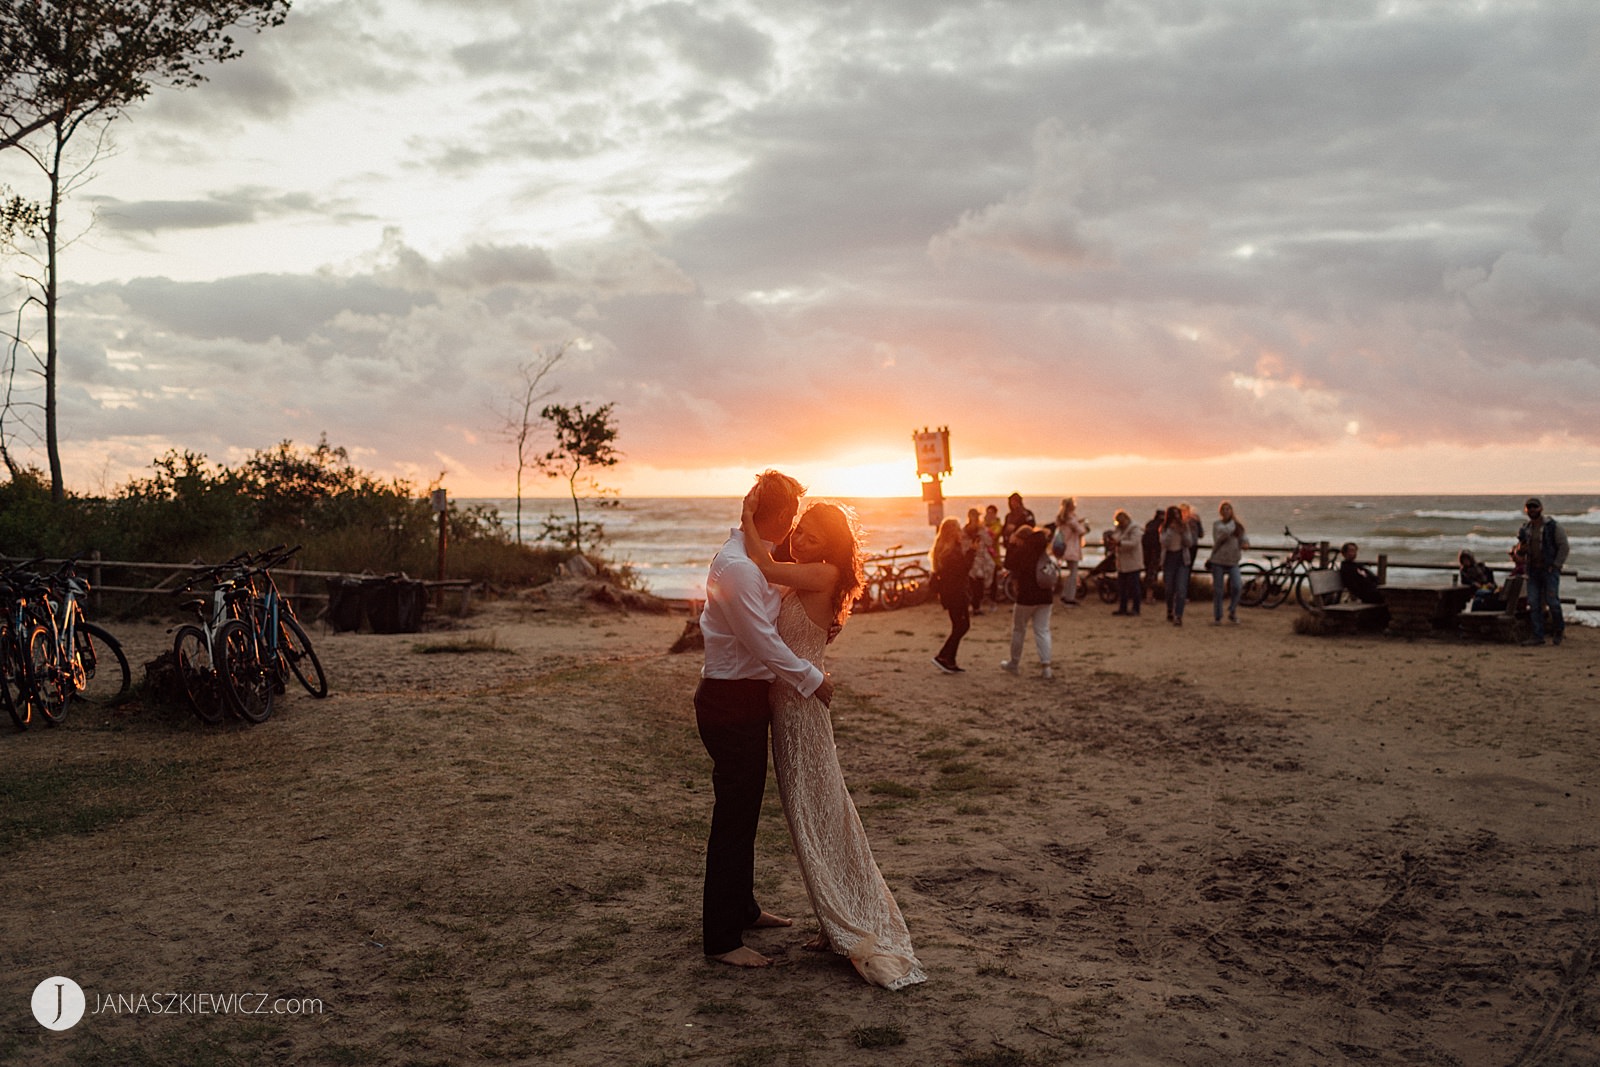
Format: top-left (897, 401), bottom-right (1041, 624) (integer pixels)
top-left (771, 593), bottom-right (927, 990)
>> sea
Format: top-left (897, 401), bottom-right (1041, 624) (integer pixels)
top-left (470, 494), bottom-right (1600, 616)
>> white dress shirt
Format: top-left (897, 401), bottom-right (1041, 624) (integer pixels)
top-left (700, 530), bottom-right (824, 697)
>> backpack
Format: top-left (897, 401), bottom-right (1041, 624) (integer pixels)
top-left (1035, 552), bottom-right (1060, 592)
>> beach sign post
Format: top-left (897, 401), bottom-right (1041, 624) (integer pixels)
top-left (913, 426), bottom-right (952, 526)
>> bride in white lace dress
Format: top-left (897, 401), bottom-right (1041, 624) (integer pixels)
top-left (740, 491), bottom-right (927, 990)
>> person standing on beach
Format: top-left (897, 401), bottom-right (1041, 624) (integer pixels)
top-left (1001, 524), bottom-right (1055, 679)
top-left (1160, 505), bottom-right (1194, 626)
top-left (1000, 493), bottom-right (1035, 573)
top-left (1207, 501), bottom-right (1247, 624)
top-left (983, 504), bottom-right (1004, 601)
top-left (1517, 497), bottom-right (1569, 647)
top-left (964, 508), bottom-right (995, 615)
top-left (931, 517), bottom-right (976, 673)
top-left (694, 471), bottom-right (833, 968)
top-left (1112, 510), bottom-right (1145, 616)
top-left (1142, 509), bottom-right (1163, 603)
top-left (1052, 498), bottom-right (1089, 605)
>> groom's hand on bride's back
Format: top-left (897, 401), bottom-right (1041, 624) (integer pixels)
top-left (816, 676), bottom-right (835, 707)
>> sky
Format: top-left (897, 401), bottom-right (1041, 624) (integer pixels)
top-left (2, 0), bottom-right (1598, 500)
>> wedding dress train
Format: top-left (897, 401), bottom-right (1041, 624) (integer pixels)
top-left (771, 593), bottom-right (927, 990)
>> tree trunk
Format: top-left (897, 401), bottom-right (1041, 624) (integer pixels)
top-left (569, 469), bottom-right (583, 553)
top-left (44, 121), bottom-right (63, 502)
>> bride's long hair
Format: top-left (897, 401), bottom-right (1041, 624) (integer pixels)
top-left (802, 501), bottom-right (866, 626)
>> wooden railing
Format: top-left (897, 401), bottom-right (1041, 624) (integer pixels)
top-left (0, 554), bottom-right (475, 618)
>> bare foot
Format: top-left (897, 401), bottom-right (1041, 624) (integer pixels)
top-left (803, 932), bottom-right (833, 952)
top-left (749, 911), bottom-right (793, 929)
top-left (710, 946), bottom-right (771, 968)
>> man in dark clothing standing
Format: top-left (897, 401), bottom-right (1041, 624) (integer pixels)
top-left (1000, 493), bottom-right (1035, 570)
top-left (1517, 497), bottom-right (1570, 646)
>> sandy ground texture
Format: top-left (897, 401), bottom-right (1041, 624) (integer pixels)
top-left (2, 581), bottom-right (1597, 1066)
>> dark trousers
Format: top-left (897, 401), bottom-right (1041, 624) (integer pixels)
top-left (1118, 571), bottom-right (1142, 614)
top-left (694, 677), bottom-right (773, 955)
top-left (938, 596), bottom-right (970, 665)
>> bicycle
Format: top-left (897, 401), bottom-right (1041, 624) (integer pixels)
top-left (174, 546), bottom-right (327, 725)
top-left (856, 547), bottom-right (931, 612)
top-left (40, 557), bottom-right (131, 711)
top-left (0, 558), bottom-right (66, 729)
top-left (0, 556), bottom-right (128, 727)
top-left (239, 545), bottom-right (328, 703)
top-left (1239, 527), bottom-right (1326, 610)
top-left (172, 550), bottom-right (255, 724)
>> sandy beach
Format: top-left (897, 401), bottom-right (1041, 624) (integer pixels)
top-left (3, 584), bottom-right (1596, 1065)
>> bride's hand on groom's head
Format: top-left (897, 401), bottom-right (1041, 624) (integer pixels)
top-left (742, 484), bottom-right (762, 520)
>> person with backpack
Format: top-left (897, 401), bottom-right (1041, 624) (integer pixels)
top-left (1000, 524), bottom-right (1056, 680)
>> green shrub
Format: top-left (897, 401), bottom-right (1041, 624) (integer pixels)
top-left (0, 438), bottom-right (609, 594)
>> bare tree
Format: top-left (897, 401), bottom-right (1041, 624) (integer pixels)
top-left (0, 186), bottom-right (40, 477)
top-left (498, 343), bottom-right (569, 544)
top-left (0, 0), bottom-right (292, 500)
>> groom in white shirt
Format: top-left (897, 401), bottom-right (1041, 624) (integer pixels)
top-left (695, 470), bottom-right (834, 968)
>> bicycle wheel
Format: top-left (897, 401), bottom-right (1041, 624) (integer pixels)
top-left (1259, 570), bottom-right (1292, 609)
top-left (26, 611), bottom-right (70, 726)
top-left (1238, 564), bottom-right (1271, 607)
top-left (1, 627), bottom-right (31, 729)
top-left (72, 622), bottom-right (131, 706)
top-left (217, 619), bottom-right (273, 724)
top-left (278, 616), bottom-right (328, 698)
top-left (896, 564), bottom-right (931, 607)
top-left (173, 624), bottom-right (226, 725)
top-left (1292, 570), bottom-right (1319, 611)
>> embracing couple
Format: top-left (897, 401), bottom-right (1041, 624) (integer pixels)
top-left (693, 470), bottom-right (926, 990)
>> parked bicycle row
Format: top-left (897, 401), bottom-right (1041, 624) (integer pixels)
top-left (1, 555), bottom-right (131, 729)
top-left (171, 545), bottom-right (329, 725)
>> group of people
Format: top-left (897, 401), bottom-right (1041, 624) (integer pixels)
top-left (925, 494), bottom-right (1259, 679)
top-left (1452, 497), bottom-right (1571, 646)
top-left (1334, 497), bottom-right (1571, 648)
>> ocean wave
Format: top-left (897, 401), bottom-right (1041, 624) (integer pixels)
top-left (1415, 506), bottom-right (1600, 525)
top-left (1413, 509), bottom-right (1524, 523)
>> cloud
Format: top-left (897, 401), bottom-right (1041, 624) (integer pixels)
top-left (11, 0), bottom-right (1600, 497)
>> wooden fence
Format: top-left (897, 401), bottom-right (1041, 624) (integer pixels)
top-left (1, 553), bottom-right (475, 619)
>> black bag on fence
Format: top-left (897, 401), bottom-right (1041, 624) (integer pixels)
top-left (364, 575), bottom-right (426, 634)
top-left (326, 577), bottom-right (367, 633)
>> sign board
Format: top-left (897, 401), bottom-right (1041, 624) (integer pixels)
top-left (430, 489), bottom-right (448, 514)
top-left (913, 427), bottom-right (951, 478)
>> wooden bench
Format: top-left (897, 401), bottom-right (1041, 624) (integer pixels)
top-left (1457, 574), bottom-right (1527, 643)
top-left (1303, 568), bottom-right (1389, 633)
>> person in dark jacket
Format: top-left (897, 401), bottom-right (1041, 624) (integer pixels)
top-left (1338, 543), bottom-right (1383, 604)
top-left (1517, 497), bottom-right (1570, 646)
top-left (1000, 525), bottom-right (1054, 680)
top-left (930, 518), bottom-right (977, 673)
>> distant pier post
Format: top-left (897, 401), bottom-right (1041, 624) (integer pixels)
top-left (432, 488), bottom-right (449, 607)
